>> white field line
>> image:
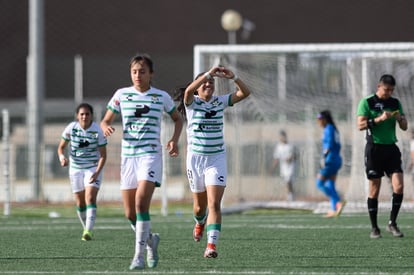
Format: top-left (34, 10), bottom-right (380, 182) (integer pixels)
top-left (2, 222), bottom-right (409, 231)
top-left (0, 271), bottom-right (279, 275)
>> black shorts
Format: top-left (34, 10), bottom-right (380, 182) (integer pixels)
top-left (364, 142), bottom-right (402, 179)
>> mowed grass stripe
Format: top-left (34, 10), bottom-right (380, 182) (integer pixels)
top-left (1, 209), bottom-right (414, 274)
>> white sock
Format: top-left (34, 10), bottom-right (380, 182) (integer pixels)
top-left (207, 229), bottom-right (220, 246)
top-left (134, 221), bottom-right (151, 260)
top-left (85, 205), bottom-right (97, 232)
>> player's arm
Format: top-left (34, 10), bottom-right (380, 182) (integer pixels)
top-left (358, 111), bottom-right (403, 131)
top-left (184, 78), bottom-right (202, 106)
top-left (89, 145), bottom-right (107, 183)
top-left (100, 109), bottom-right (116, 137)
top-left (357, 99), bottom-right (379, 130)
top-left (358, 113), bottom-right (388, 130)
top-left (358, 114), bottom-right (386, 130)
top-left (166, 109), bottom-right (183, 157)
top-left (216, 67), bottom-right (251, 104)
top-left (397, 115), bottom-right (408, 131)
top-left (270, 158), bottom-right (279, 174)
top-left (357, 116), bottom-right (369, 131)
top-left (393, 111), bottom-right (408, 131)
top-left (95, 146), bottom-right (107, 176)
top-left (184, 67), bottom-right (220, 105)
top-left (57, 139), bottom-right (69, 167)
top-left (324, 128), bottom-right (335, 156)
top-left (230, 77), bottom-right (250, 105)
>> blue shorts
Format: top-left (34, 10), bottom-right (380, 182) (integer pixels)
top-left (320, 159), bottom-right (342, 178)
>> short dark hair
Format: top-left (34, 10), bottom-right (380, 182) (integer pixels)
top-left (76, 103), bottom-right (94, 115)
top-left (379, 74), bottom-right (396, 86)
top-left (129, 54), bottom-right (154, 73)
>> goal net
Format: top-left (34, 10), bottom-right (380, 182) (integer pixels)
top-left (193, 43), bottom-right (414, 204)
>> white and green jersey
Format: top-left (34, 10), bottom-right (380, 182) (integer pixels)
top-left (61, 121), bottom-right (107, 170)
top-left (185, 94), bottom-right (233, 155)
top-left (106, 86), bottom-right (176, 157)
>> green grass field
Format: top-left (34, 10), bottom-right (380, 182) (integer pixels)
top-left (1, 204), bottom-right (414, 274)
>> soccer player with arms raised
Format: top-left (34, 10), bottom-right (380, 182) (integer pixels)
top-left (357, 74), bottom-right (408, 238)
top-left (182, 66), bottom-right (250, 258)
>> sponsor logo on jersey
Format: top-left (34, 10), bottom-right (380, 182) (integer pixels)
top-left (134, 104), bottom-right (150, 117)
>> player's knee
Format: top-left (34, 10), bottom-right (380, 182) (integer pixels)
top-left (316, 178), bottom-right (325, 190)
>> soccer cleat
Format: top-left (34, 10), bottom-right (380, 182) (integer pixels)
top-left (386, 224), bottom-right (404, 238)
top-left (335, 200), bottom-right (347, 217)
top-left (129, 257), bottom-right (145, 270)
top-left (204, 244), bottom-right (218, 258)
top-left (370, 227), bottom-right (382, 239)
top-left (193, 223), bottom-right (205, 242)
top-left (146, 233), bottom-right (160, 268)
top-left (81, 230), bottom-right (92, 241)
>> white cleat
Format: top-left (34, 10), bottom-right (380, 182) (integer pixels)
top-left (146, 233), bottom-right (160, 268)
top-left (129, 257), bottom-right (145, 270)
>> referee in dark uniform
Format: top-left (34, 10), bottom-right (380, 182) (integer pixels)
top-left (357, 74), bottom-right (408, 239)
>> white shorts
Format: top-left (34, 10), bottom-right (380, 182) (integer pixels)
top-left (186, 152), bottom-right (227, 193)
top-left (69, 167), bottom-right (102, 193)
top-left (120, 154), bottom-right (162, 190)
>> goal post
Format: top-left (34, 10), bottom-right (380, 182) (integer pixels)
top-left (2, 109), bottom-right (11, 216)
top-left (193, 42), bottom-right (414, 203)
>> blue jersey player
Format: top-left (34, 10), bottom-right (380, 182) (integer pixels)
top-left (316, 110), bottom-right (346, 217)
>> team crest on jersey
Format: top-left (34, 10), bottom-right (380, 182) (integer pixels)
top-left (89, 132), bottom-right (98, 139)
top-left (126, 94), bottom-right (133, 101)
top-left (211, 98), bottom-right (219, 107)
top-left (151, 95), bottom-right (160, 104)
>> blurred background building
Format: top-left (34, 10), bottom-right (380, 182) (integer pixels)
top-left (1, 0), bottom-right (414, 204)
top-left (2, 0), bottom-right (414, 103)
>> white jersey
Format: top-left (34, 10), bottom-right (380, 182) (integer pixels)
top-left (106, 86), bottom-right (176, 157)
top-left (61, 121), bottom-right (107, 170)
top-left (273, 142), bottom-right (296, 181)
top-left (185, 94), bottom-right (232, 155)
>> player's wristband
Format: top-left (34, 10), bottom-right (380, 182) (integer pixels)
top-left (59, 154), bottom-right (66, 162)
top-left (232, 74), bottom-right (239, 81)
top-left (204, 72), bottom-right (212, 80)
top-left (367, 118), bottom-right (376, 128)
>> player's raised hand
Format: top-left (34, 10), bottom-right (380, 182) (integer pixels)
top-left (218, 67), bottom-right (236, 80)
